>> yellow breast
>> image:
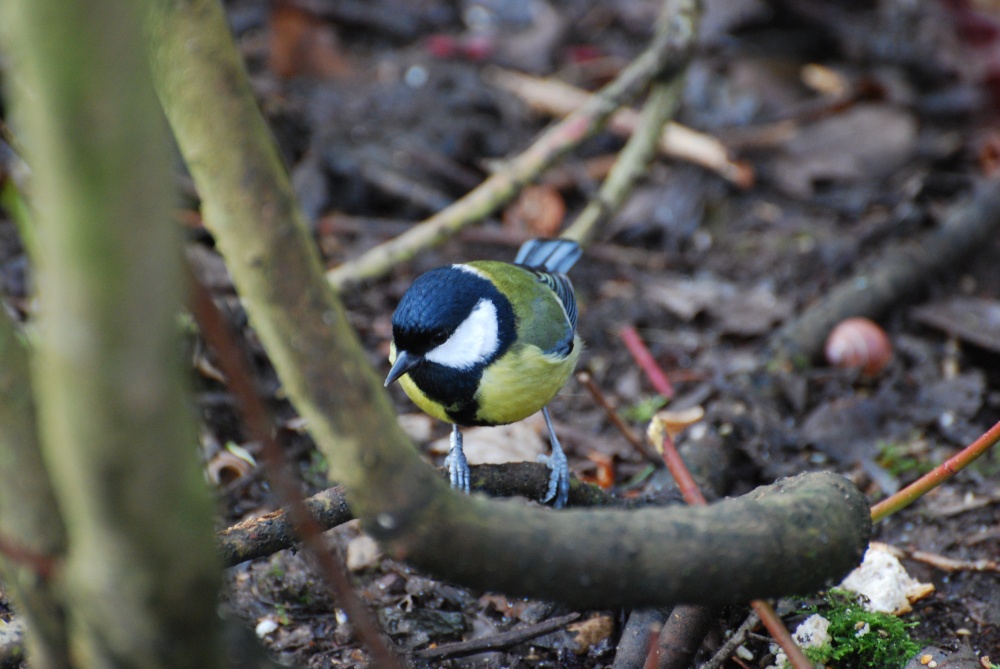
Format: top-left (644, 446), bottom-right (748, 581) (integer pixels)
top-left (389, 338), bottom-right (581, 426)
top-left (473, 337), bottom-right (581, 425)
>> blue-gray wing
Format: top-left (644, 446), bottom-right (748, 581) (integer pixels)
top-left (514, 238), bottom-right (580, 335)
top-left (536, 272), bottom-right (577, 333)
top-left (514, 238), bottom-right (582, 274)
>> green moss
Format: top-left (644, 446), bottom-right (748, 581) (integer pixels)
top-left (801, 590), bottom-right (922, 669)
top-left (876, 440), bottom-right (934, 478)
top-left (620, 394), bottom-right (669, 423)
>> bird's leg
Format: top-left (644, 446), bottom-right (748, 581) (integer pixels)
top-left (444, 423), bottom-right (471, 494)
top-left (538, 407), bottom-right (569, 508)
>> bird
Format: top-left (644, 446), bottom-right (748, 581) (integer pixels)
top-left (384, 238), bottom-right (582, 508)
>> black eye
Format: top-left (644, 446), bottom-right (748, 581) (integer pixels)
top-left (431, 331), bottom-right (448, 346)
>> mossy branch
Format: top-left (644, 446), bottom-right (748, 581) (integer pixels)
top-left (5, 0), bottom-right (222, 665)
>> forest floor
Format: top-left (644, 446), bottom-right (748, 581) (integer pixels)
top-left (4, 0), bottom-right (1000, 667)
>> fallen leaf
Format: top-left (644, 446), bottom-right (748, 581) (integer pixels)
top-left (269, 3), bottom-right (351, 80)
top-left (567, 615), bottom-right (614, 654)
top-left (428, 414), bottom-right (546, 464)
top-left (771, 104), bottom-right (917, 198)
top-left (503, 184), bottom-right (566, 237)
top-left (345, 534), bottom-right (381, 572)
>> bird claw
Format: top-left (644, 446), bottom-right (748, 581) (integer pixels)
top-left (446, 426), bottom-right (471, 494)
top-left (538, 447), bottom-right (569, 509)
top-left (538, 407), bottom-right (569, 508)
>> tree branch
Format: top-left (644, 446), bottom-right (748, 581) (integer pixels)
top-left (6, 0), bottom-right (222, 664)
top-left (768, 179), bottom-right (1000, 365)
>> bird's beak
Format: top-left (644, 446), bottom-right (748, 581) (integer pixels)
top-left (384, 350), bottom-right (422, 387)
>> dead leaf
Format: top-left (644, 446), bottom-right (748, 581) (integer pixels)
top-left (567, 615), bottom-right (614, 654)
top-left (503, 184), bottom-right (566, 237)
top-left (646, 274), bottom-right (791, 335)
top-left (428, 414), bottom-right (546, 464)
top-left (345, 534), bottom-right (381, 572)
top-left (911, 297), bottom-right (1000, 354)
top-left (269, 4), bottom-right (351, 80)
top-left (771, 104), bottom-right (917, 198)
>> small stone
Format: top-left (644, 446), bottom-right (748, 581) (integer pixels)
top-left (255, 617), bottom-right (279, 638)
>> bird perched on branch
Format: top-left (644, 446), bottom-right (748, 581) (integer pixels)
top-left (385, 238), bottom-right (582, 508)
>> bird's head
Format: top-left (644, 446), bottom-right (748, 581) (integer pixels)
top-left (385, 265), bottom-right (516, 387)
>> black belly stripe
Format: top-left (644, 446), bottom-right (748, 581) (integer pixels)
top-left (408, 362), bottom-right (486, 426)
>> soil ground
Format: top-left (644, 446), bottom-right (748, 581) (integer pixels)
top-left (2, 0), bottom-right (999, 667)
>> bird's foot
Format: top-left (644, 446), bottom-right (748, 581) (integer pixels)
top-left (538, 445), bottom-right (569, 509)
top-left (539, 407), bottom-right (569, 508)
top-left (445, 425), bottom-right (471, 494)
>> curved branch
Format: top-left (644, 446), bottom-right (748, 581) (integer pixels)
top-left (147, 0), bottom-right (871, 609)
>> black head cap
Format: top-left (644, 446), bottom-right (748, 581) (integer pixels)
top-left (391, 265), bottom-right (514, 360)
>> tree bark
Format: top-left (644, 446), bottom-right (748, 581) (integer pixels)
top-left (3, 0), bottom-right (222, 666)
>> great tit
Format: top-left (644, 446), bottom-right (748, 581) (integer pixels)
top-left (384, 238), bottom-right (582, 508)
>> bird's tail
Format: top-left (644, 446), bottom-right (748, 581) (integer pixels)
top-left (513, 238), bottom-right (582, 274)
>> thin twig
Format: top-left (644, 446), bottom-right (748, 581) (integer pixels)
top-left (870, 419), bottom-right (1000, 522)
top-left (750, 601), bottom-right (810, 669)
top-left (879, 543), bottom-right (999, 573)
top-left (414, 612), bottom-right (580, 660)
top-left (0, 534), bottom-right (58, 581)
top-left (187, 269), bottom-right (406, 669)
top-left (697, 610), bottom-right (760, 669)
top-left (657, 431), bottom-right (706, 506)
top-left (563, 77), bottom-right (684, 245)
top-left (488, 68), bottom-right (752, 187)
top-left (577, 370), bottom-right (662, 464)
top-left (327, 0), bottom-right (700, 288)
top-left (621, 326), bottom-right (676, 399)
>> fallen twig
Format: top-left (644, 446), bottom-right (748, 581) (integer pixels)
top-left (414, 612), bottom-right (581, 660)
top-left (696, 611), bottom-right (760, 669)
top-left (870, 419), bottom-right (1000, 522)
top-left (488, 68), bottom-right (753, 188)
top-left (577, 370), bottom-right (662, 464)
top-left (327, 0), bottom-right (701, 288)
top-left (218, 462), bottom-right (621, 567)
top-left (621, 325), bottom-right (676, 399)
top-left (879, 544), bottom-right (999, 574)
top-left (563, 76), bottom-right (684, 245)
top-left (768, 179), bottom-right (1000, 365)
top-left (650, 605), bottom-right (716, 669)
top-left (613, 608), bottom-right (671, 669)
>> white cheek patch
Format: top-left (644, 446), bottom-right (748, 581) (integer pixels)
top-left (425, 298), bottom-right (499, 369)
